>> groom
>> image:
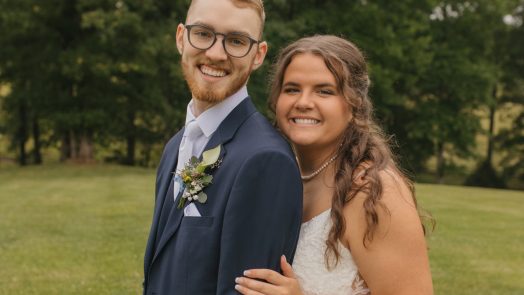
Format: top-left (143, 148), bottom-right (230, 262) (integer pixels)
top-left (143, 0), bottom-right (303, 294)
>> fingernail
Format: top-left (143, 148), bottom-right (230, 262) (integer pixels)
top-left (235, 284), bottom-right (240, 290)
top-left (243, 270), bottom-right (250, 276)
top-left (235, 277), bottom-right (240, 283)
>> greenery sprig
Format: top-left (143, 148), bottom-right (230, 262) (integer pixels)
top-left (176, 145), bottom-right (222, 209)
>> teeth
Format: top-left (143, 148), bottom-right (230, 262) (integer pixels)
top-left (201, 65), bottom-right (226, 77)
top-left (293, 118), bottom-right (319, 125)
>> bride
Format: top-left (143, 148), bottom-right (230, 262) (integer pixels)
top-left (234, 35), bottom-right (434, 295)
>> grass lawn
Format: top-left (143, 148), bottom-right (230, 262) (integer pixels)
top-left (417, 184), bottom-right (524, 295)
top-left (0, 164), bottom-right (155, 295)
top-left (0, 165), bottom-right (523, 294)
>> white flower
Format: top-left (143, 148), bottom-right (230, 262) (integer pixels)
top-left (174, 145), bottom-right (221, 209)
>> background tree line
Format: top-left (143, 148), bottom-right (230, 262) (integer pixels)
top-left (0, 0), bottom-right (523, 189)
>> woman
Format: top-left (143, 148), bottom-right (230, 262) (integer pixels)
top-left (234, 35), bottom-right (433, 295)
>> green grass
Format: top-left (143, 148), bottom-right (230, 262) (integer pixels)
top-left (0, 164), bottom-right (155, 295)
top-left (417, 184), bottom-right (524, 295)
top-left (0, 165), bottom-right (523, 294)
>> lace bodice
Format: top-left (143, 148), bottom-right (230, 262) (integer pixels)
top-left (293, 209), bottom-right (370, 295)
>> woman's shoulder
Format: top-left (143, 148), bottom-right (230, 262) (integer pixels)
top-left (376, 167), bottom-right (417, 211)
top-left (341, 165), bottom-right (419, 244)
top-left (351, 164), bottom-right (414, 205)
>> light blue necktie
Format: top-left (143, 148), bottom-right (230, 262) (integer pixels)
top-left (176, 120), bottom-right (203, 173)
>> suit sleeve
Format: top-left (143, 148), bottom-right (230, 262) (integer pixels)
top-left (216, 150), bottom-right (303, 295)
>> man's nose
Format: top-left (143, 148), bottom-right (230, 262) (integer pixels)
top-left (205, 36), bottom-right (228, 61)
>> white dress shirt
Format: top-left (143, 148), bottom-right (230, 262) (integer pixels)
top-left (175, 85), bottom-right (248, 172)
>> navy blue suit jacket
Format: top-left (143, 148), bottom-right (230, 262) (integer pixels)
top-left (143, 98), bottom-right (303, 295)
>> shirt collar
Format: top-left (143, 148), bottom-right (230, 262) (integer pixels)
top-left (185, 85), bottom-right (248, 137)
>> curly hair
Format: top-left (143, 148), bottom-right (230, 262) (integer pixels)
top-left (269, 35), bottom-right (431, 268)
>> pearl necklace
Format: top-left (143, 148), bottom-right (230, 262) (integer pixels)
top-left (301, 154), bottom-right (338, 181)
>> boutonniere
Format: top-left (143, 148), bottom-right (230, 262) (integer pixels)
top-left (176, 145), bottom-right (222, 209)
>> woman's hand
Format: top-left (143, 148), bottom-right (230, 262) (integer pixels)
top-left (235, 255), bottom-right (303, 295)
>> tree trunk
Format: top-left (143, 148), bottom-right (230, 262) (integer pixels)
top-left (141, 143), bottom-right (152, 167)
top-left (18, 104), bottom-right (28, 166)
top-left (78, 132), bottom-right (94, 162)
top-left (32, 115), bottom-right (42, 164)
top-left (125, 111), bottom-right (136, 166)
top-left (436, 140), bottom-right (445, 184)
top-left (288, 0), bottom-right (295, 19)
top-left (486, 87), bottom-right (498, 165)
top-left (487, 104), bottom-right (495, 164)
top-left (63, 130), bottom-right (95, 162)
top-left (60, 132), bottom-right (72, 162)
top-left (70, 130), bottom-right (78, 160)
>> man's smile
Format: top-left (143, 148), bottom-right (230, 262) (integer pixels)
top-left (199, 65), bottom-right (228, 78)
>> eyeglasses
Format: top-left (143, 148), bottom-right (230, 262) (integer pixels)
top-left (184, 24), bottom-right (261, 58)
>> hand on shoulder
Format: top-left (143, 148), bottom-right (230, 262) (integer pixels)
top-left (235, 255), bottom-right (304, 295)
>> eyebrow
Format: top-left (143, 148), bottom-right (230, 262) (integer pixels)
top-left (282, 81), bottom-right (337, 88)
top-left (315, 83), bottom-right (336, 88)
top-left (190, 21), bottom-right (253, 37)
top-left (282, 82), bottom-right (300, 87)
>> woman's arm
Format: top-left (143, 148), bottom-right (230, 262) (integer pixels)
top-left (344, 170), bottom-right (433, 295)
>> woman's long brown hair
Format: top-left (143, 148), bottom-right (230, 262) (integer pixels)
top-left (269, 35), bottom-right (433, 268)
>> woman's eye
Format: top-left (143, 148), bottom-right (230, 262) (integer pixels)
top-left (318, 89), bottom-right (335, 95)
top-left (283, 88), bottom-right (299, 94)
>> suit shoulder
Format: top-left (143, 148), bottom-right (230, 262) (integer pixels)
top-left (238, 112), bottom-right (290, 151)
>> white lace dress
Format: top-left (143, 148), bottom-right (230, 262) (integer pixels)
top-left (293, 209), bottom-right (370, 295)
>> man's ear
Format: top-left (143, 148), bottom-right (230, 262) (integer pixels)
top-left (252, 41), bottom-right (268, 70)
top-left (175, 23), bottom-right (185, 54)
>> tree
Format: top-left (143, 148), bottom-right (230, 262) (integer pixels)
top-left (411, 1), bottom-right (509, 183)
top-left (0, 0), bottom-right (57, 165)
top-left (461, 0), bottom-right (523, 187)
top-left (496, 2), bottom-right (524, 185)
top-left (0, 0), bottom-right (189, 166)
top-left (257, 0), bottom-right (438, 172)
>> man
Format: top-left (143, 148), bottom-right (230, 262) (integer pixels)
top-left (142, 0), bottom-right (303, 294)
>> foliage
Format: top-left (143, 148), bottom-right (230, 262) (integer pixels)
top-left (498, 105), bottom-right (524, 181)
top-left (0, 0), bottom-right (523, 186)
top-left (496, 1), bottom-right (524, 183)
top-left (0, 0), bottom-right (187, 165)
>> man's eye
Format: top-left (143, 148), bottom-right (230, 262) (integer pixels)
top-left (194, 30), bottom-right (212, 38)
top-left (227, 37), bottom-right (248, 47)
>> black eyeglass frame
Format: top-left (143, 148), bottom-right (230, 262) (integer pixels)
top-left (184, 24), bottom-right (261, 58)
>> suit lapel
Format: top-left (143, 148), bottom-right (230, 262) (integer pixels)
top-left (144, 132), bottom-right (183, 272)
top-left (152, 187), bottom-right (185, 263)
top-left (150, 97), bottom-right (258, 264)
